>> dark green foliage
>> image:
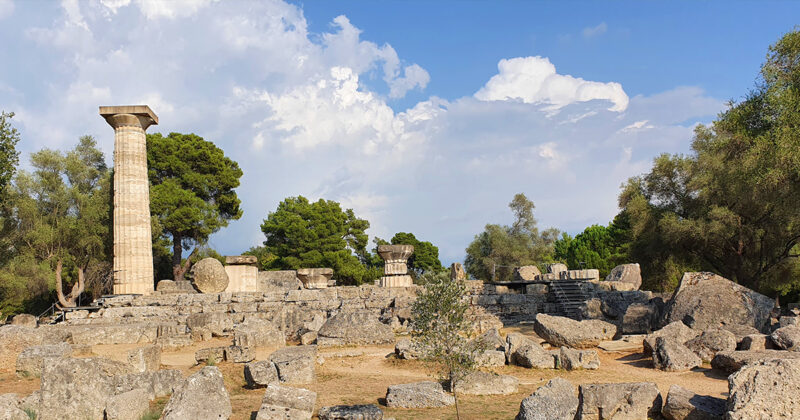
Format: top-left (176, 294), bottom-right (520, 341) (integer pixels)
top-left (147, 132), bottom-right (243, 280)
top-left (554, 213), bottom-right (631, 278)
top-left (465, 193), bottom-right (559, 282)
top-left (620, 30), bottom-right (800, 294)
top-left (0, 111), bottom-right (20, 197)
top-left (389, 232), bottom-right (443, 276)
top-left (260, 196), bottom-right (380, 285)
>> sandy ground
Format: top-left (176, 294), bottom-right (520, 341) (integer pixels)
top-left (0, 326), bottom-right (729, 420)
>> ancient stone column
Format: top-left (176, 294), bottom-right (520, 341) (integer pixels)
top-left (378, 244), bottom-right (414, 287)
top-left (100, 105), bottom-right (158, 295)
top-left (224, 255), bottom-right (258, 293)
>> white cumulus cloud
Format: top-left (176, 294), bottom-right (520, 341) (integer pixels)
top-left (474, 56), bottom-right (629, 112)
top-left (583, 22), bottom-right (607, 38)
top-left (0, 0), bottom-right (14, 20)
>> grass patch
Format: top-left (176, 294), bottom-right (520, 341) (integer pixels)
top-left (23, 407), bottom-right (37, 420)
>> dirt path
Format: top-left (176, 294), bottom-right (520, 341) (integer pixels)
top-left (0, 333), bottom-right (729, 420)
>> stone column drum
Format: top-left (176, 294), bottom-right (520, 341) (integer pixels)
top-left (100, 105), bottom-right (158, 295)
top-left (378, 244), bottom-right (414, 287)
top-left (224, 255), bottom-right (258, 293)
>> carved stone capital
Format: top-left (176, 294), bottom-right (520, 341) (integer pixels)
top-left (99, 105), bottom-right (158, 131)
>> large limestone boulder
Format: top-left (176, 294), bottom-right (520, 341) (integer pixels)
top-left (233, 321), bottom-right (285, 348)
top-left (643, 321), bottom-right (701, 354)
top-left (477, 328), bottom-right (505, 351)
top-left (394, 338), bottom-right (420, 360)
top-left (256, 384), bottom-right (316, 420)
top-left (771, 325), bottom-right (800, 351)
top-left (126, 345), bottom-right (160, 373)
top-left (244, 361), bottom-right (279, 388)
top-left (317, 310), bottom-right (393, 346)
top-left (685, 329), bottom-right (737, 362)
top-left (621, 302), bottom-right (656, 334)
top-left (191, 257), bottom-right (229, 294)
top-left (559, 347), bottom-right (600, 370)
top-left (385, 381), bottom-right (455, 408)
top-left (104, 388), bottom-right (150, 420)
top-left (511, 341), bottom-right (556, 369)
top-left (516, 378), bottom-right (578, 420)
top-left (162, 366), bottom-right (231, 420)
top-left (534, 314), bottom-right (617, 349)
top-left (257, 270), bottom-right (302, 293)
top-left (0, 394), bottom-right (28, 420)
top-left (605, 263), bottom-right (642, 290)
top-left (187, 312), bottom-right (234, 337)
top-left (514, 265), bottom-right (541, 282)
top-left (577, 382), bottom-right (662, 420)
top-left (476, 349), bottom-right (506, 367)
top-left (455, 371), bottom-right (518, 395)
top-left (739, 334), bottom-right (775, 351)
top-left (548, 263), bottom-right (568, 274)
top-left (9, 314), bottom-right (37, 328)
top-left (505, 332), bottom-right (539, 363)
top-left (318, 404), bottom-right (383, 420)
top-left (112, 369), bottom-right (183, 400)
top-left (665, 272), bottom-right (774, 332)
top-left (0, 325), bottom-right (44, 373)
top-left (711, 349), bottom-right (800, 373)
top-left (661, 384), bottom-right (725, 420)
top-left (727, 359), bottom-right (800, 419)
top-left (269, 345), bottom-right (316, 384)
top-left (653, 337), bottom-right (702, 372)
top-left (38, 357), bottom-right (134, 420)
top-left (16, 342), bottom-right (72, 377)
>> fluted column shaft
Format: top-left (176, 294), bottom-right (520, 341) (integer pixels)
top-left (101, 106), bottom-right (158, 295)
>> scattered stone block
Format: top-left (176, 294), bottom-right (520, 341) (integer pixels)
top-left (269, 345), bottom-right (316, 384)
top-left (711, 350), bottom-right (800, 373)
top-left (534, 314), bottom-right (617, 349)
top-left (394, 338), bottom-right (420, 360)
top-left (161, 366), bottom-right (231, 420)
top-left (653, 337), bottom-right (702, 372)
top-left (512, 342), bottom-right (556, 369)
top-left (661, 384), bottom-right (725, 420)
top-left (300, 330), bottom-right (317, 345)
top-left (771, 325), bottom-right (800, 351)
top-left (514, 265), bottom-right (541, 282)
top-left (476, 349), bottom-right (506, 367)
top-left (643, 321), bottom-right (701, 354)
top-left (9, 314), bottom-right (37, 328)
top-left (191, 257), bottom-right (229, 294)
top-left (318, 404), bottom-right (383, 420)
top-left (105, 388), bottom-right (150, 420)
top-left (476, 328), bottom-right (505, 350)
top-left (516, 378), bottom-right (578, 420)
top-left (577, 382), bottom-right (662, 420)
top-left (455, 371), bottom-right (518, 395)
top-left (780, 316), bottom-right (800, 327)
top-left (195, 346), bottom-right (226, 364)
top-left (385, 381), bottom-right (454, 408)
top-left (665, 272), bottom-right (774, 332)
top-left (605, 263), bottom-right (642, 290)
top-left (112, 369), bottom-right (183, 400)
top-left (317, 310), bottom-right (393, 346)
top-left (16, 342), bottom-right (72, 377)
top-left (233, 322), bottom-right (285, 348)
top-left (559, 347), bottom-right (600, 370)
top-left (257, 270), bottom-right (302, 293)
top-left (739, 334), bottom-right (774, 351)
top-left (225, 345), bottom-right (255, 363)
top-left (127, 345), bottom-right (160, 372)
top-left (244, 361), bottom-right (279, 388)
top-left (621, 303), bottom-right (655, 334)
top-left (0, 393), bottom-right (27, 420)
top-left (256, 384), bottom-right (316, 420)
top-left (727, 359), bottom-right (800, 419)
top-left (685, 329), bottom-right (737, 362)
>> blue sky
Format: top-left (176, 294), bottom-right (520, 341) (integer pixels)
top-left (1, 0), bottom-right (798, 264)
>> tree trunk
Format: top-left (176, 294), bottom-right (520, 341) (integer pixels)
top-left (172, 235), bottom-right (198, 281)
top-left (54, 260), bottom-right (84, 308)
top-left (54, 259), bottom-right (70, 308)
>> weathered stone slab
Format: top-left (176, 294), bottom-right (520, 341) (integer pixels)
top-left (514, 265), bottom-right (541, 282)
top-left (665, 272), bottom-right (774, 332)
top-left (317, 310), bottom-right (393, 346)
top-left (105, 388), bottom-right (150, 420)
top-left (605, 264), bottom-right (642, 290)
top-left (577, 382), bottom-right (662, 420)
top-left (653, 337), bottom-right (702, 372)
top-left (534, 314), bottom-right (617, 349)
top-left (244, 361), bottom-right (279, 388)
top-left (16, 342), bottom-right (72, 377)
top-left (162, 366), bottom-right (231, 420)
top-left (771, 325), bottom-right (800, 351)
top-left (643, 321), bottom-right (701, 354)
top-left (559, 347), bottom-right (600, 370)
top-left (727, 359), bottom-right (800, 419)
top-left (685, 329), bottom-right (736, 362)
top-left (662, 384), bottom-right (724, 420)
top-left (318, 404), bottom-right (383, 420)
top-left (269, 345), bottom-right (316, 384)
top-left (385, 381), bottom-right (454, 408)
top-left (127, 345), bottom-right (160, 372)
top-left (711, 349), bottom-right (800, 373)
top-left (516, 378), bottom-right (578, 420)
top-left (256, 384), bottom-right (316, 420)
top-left (455, 371), bottom-right (518, 395)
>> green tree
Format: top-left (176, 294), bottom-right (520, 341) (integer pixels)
top-left (260, 196), bottom-right (379, 285)
top-left (464, 193), bottom-right (559, 282)
top-left (554, 213), bottom-right (631, 278)
top-left (0, 111), bottom-right (20, 197)
top-left (7, 136), bottom-right (111, 308)
top-left (410, 271), bottom-right (484, 420)
top-left (389, 232), bottom-right (443, 276)
top-left (147, 132), bottom-right (243, 281)
top-left (621, 30), bottom-right (800, 294)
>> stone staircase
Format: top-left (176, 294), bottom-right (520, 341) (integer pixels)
top-left (548, 280), bottom-right (590, 319)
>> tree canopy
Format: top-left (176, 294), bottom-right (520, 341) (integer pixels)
top-left (619, 30), bottom-right (800, 294)
top-left (464, 193), bottom-right (559, 282)
top-left (147, 132), bottom-right (243, 281)
top-left (553, 213), bottom-right (631, 278)
top-left (260, 196), bottom-right (379, 285)
top-left (0, 111), bottom-right (20, 197)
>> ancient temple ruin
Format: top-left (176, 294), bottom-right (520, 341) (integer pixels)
top-left (100, 105), bottom-right (158, 296)
top-left (377, 244), bottom-right (414, 287)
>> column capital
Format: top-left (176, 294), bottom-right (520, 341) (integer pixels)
top-left (99, 105), bottom-right (158, 130)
